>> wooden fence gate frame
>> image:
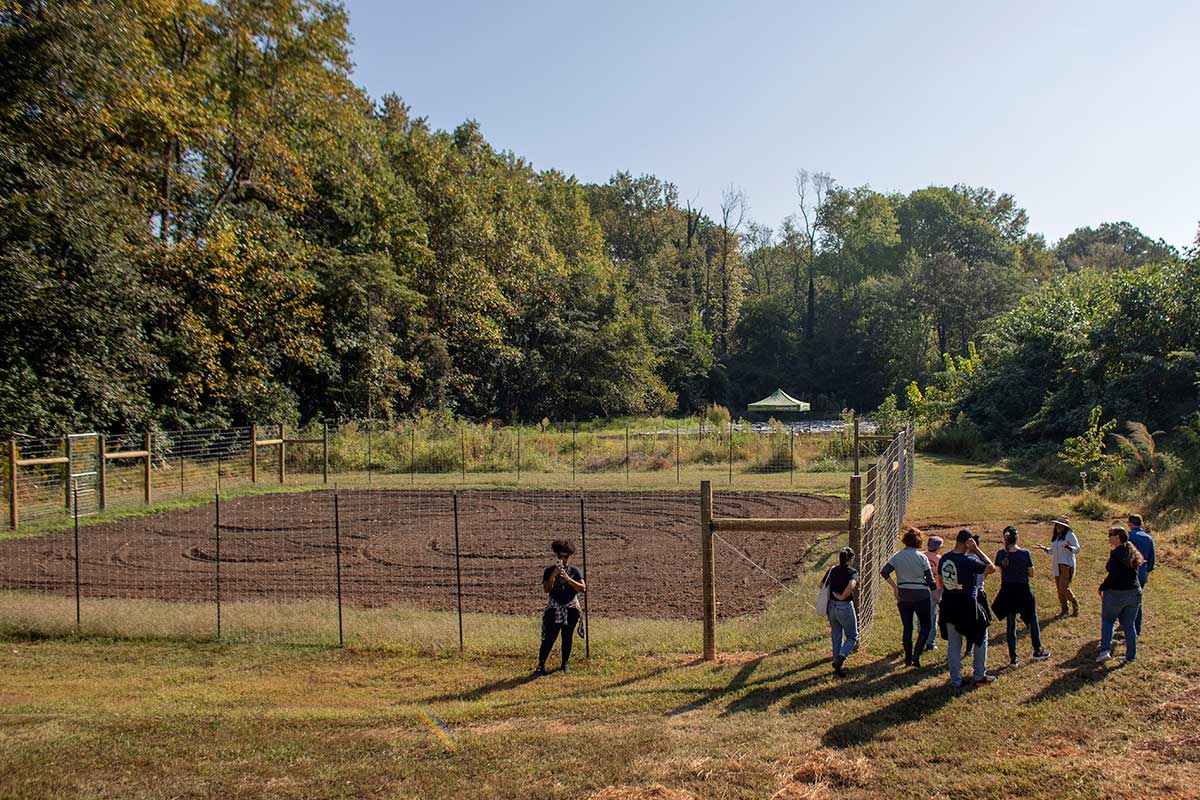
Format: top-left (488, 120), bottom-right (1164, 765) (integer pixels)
top-left (698, 423), bottom-right (913, 661)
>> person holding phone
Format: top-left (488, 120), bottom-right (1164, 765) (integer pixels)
top-left (938, 529), bottom-right (997, 687)
top-left (536, 539), bottom-right (586, 676)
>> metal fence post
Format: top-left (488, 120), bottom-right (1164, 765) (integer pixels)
top-left (453, 491), bottom-right (464, 655)
top-left (789, 429), bottom-right (795, 486)
top-left (580, 493), bottom-right (590, 660)
top-left (9, 438), bottom-right (18, 530)
top-left (461, 427), bottom-right (467, 481)
top-left (675, 427), bottom-right (680, 483)
top-left (322, 420), bottom-right (330, 484)
top-left (72, 480), bottom-right (80, 626)
top-left (144, 432), bottom-right (152, 505)
top-left (700, 480), bottom-right (716, 661)
top-left (409, 427), bottom-right (415, 485)
top-left (572, 421), bottom-right (577, 483)
top-left (625, 423), bottom-right (630, 483)
top-left (334, 492), bottom-right (343, 647)
top-left (250, 423), bottom-right (258, 483)
top-left (278, 423), bottom-right (285, 484)
top-left (516, 426), bottom-right (521, 482)
top-left (64, 434), bottom-right (72, 510)
top-left (727, 421), bottom-right (734, 484)
top-left (97, 434), bottom-right (106, 511)
top-left (215, 490), bottom-right (221, 639)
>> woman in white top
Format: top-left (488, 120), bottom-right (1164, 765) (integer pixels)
top-left (1038, 516), bottom-right (1080, 617)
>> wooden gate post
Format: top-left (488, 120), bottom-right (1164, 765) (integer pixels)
top-left (97, 435), bottom-right (107, 511)
top-left (8, 439), bottom-right (17, 530)
top-left (700, 480), bottom-right (716, 661)
top-left (144, 432), bottom-right (152, 505)
top-left (250, 423), bottom-right (258, 483)
top-left (278, 423), bottom-right (286, 484)
top-left (849, 473), bottom-right (863, 602)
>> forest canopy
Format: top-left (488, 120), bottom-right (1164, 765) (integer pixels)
top-left (0, 0), bottom-right (1194, 442)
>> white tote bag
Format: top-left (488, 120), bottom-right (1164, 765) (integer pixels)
top-left (815, 567), bottom-right (832, 617)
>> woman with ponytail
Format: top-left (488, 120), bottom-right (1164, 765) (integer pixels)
top-left (824, 547), bottom-right (859, 677)
top-left (1096, 526), bottom-right (1144, 664)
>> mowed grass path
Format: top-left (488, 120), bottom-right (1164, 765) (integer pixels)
top-left (2, 455), bottom-right (1198, 799)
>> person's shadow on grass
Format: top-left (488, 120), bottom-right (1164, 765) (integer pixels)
top-left (1023, 640), bottom-right (1114, 705)
top-left (820, 681), bottom-right (961, 747)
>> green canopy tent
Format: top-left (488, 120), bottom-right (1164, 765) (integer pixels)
top-left (746, 389), bottom-right (811, 415)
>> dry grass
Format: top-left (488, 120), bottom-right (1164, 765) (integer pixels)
top-left (2, 454), bottom-right (1199, 799)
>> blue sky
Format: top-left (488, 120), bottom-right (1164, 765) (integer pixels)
top-left (345, 0), bottom-right (1200, 249)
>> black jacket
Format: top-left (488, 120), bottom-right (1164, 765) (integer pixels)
top-left (939, 589), bottom-right (989, 645)
top-left (991, 582), bottom-right (1036, 620)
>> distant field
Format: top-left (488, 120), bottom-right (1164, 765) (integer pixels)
top-left (2, 455), bottom-right (1196, 800)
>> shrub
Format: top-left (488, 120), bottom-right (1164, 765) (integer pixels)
top-left (917, 414), bottom-right (983, 458)
top-left (1072, 492), bottom-right (1110, 520)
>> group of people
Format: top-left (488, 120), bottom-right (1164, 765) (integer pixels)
top-left (532, 512), bottom-right (1159, 680)
top-left (822, 514), bottom-right (1157, 687)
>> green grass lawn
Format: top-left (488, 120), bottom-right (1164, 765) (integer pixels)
top-left (1, 455), bottom-right (1197, 799)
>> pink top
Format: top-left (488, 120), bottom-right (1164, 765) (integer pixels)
top-left (926, 551), bottom-right (941, 572)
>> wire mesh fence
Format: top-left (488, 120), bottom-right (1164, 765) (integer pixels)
top-left (703, 425), bottom-right (916, 650)
top-left (5, 418), bottom-right (880, 534)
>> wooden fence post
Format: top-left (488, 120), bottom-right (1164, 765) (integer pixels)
top-left (849, 473), bottom-right (863, 602)
top-left (8, 439), bottom-right (17, 530)
top-left (852, 412), bottom-right (860, 475)
top-left (278, 423), bottom-right (286, 484)
top-left (700, 480), bottom-right (716, 661)
top-left (250, 423), bottom-right (258, 483)
top-left (144, 432), bottom-right (152, 505)
top-left (64, 435), bottom-right (72, 510)
top-left (97, 435), bottom-right (106, 511)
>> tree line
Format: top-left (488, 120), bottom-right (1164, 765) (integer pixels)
top-left (0, 1), bottom-right (1192, 441)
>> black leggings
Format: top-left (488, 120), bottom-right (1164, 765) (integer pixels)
top-left (898, 597), bottom-right (932, 664)
top-left (539, 607), bottom-right (581, 668)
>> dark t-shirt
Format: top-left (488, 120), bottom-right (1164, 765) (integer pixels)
top-left (995, 547), bottom-right (1033, 584)
top-left (827, 565), bottom-right (858, 598)
top-left (543, 564), bottom-right (583, 604)
top-left (939, 551), bottom-right (984, 597)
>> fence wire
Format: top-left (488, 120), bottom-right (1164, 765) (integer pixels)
top-left (6, 418), bottom-right (883, 534)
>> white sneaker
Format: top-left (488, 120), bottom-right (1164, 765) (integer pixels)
top-left (1095, 650), bottom-right (1111, 663)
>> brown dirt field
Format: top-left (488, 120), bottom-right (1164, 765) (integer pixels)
top-left (0, 489), bottom-right (846, 619)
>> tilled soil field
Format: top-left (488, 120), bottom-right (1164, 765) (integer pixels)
top-left (0, 489), bottom-right (845, 619)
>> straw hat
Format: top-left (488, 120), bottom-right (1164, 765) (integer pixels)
top-left (1052, 516), bottom-right (1070, 528)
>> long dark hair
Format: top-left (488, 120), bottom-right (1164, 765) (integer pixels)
top-left (839, 547), bottom-right (855, 566)
top-left (1051, 522), bottom-right (1071, 542)
top-left (1109, 527), bottom-right (1143, 570)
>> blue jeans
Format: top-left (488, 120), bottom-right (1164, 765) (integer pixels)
top-left (1100, 589), bottom-right (1141, 660)
top-left (946, 623), bottom-right (987, 685)
top-left (928, 594), bottom-right (939, 647)
top-left (828, 600), bottom-right (858, 660)
top-left (1135, 576), bottom-right (1147, 634)
top-left (1006, 611), bottom-right (1043, 659)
